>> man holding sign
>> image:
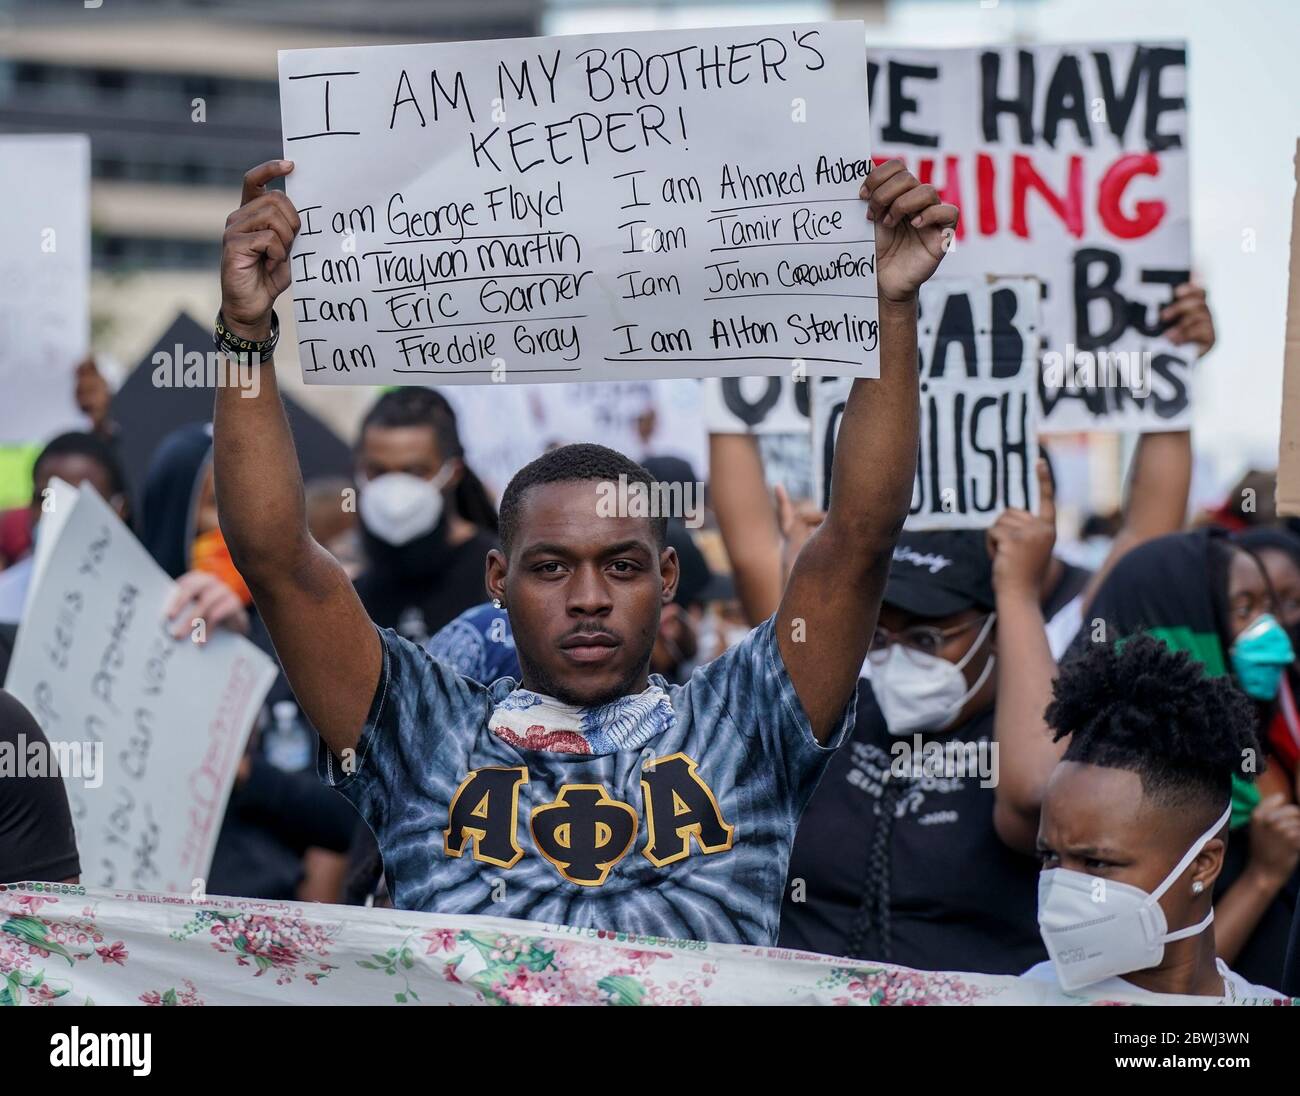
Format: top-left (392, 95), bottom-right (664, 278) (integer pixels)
top-left (212, 157), bottom-right (956, 945)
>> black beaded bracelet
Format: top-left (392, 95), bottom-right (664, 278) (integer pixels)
top-left (214, 310), bottom-right (280, 361)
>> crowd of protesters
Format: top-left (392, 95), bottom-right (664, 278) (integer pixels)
top-left (0, 154), bottom-right (1297, 1005)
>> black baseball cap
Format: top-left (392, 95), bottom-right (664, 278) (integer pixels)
top-left (883, 530), bottom-right (996, 619)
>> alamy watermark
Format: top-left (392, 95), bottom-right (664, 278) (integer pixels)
top-left (0, 735), bottom-right (103, 789)
top-left (889, 734), bottom-right (999, 789)
top-left (595, 473), bottom-right (704, 529)
top-left (1042, 344), bottom-right (1151, 398)
top-left (151, 347), bottom-right (262, 398)
top-left (50, 1028), bottom-right (151, 1076)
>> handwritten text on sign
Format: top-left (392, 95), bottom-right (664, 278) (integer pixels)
top-left (4, 485), bottom-right (276, 893)
top-left (867, 42), bottom-right (1190, 433)
top-left (276, 21), bottom-right (878, 386)
top-left (814, 278), bottom-right (1041, 529)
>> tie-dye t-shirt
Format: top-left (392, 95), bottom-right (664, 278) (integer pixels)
top-left (319, 615), bottom-right (853, 946)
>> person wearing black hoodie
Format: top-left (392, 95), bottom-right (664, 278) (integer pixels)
top-left (139, 423), bottom-right (356, 900)
top-left (350, 387), bottom-right (500, 646)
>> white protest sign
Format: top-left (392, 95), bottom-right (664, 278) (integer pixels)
top-left (703, 374), bottom-right (812, 434)
top-left (866, 43), bottom-right (1191, 433)
top-left (444, 378), bottom-right (706, 498)
top-left (5, 485), bottom-right (276, 893)
top-left (528, 378), bottom-right (704, 466)
top-left (277, 21), bottom-right (878, 386)
top-left (0, 135), bottom-right (90, 444)
top-left (814, 277), bottom-right (1040, 529)
top-left (440, 384), bottom-right (549, 498)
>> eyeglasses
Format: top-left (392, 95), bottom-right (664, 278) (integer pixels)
top-left (868, 613), bottom-right (993, 664)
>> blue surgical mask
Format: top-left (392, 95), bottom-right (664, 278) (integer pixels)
top-left (1230, 613), bottom-right (1295, 700)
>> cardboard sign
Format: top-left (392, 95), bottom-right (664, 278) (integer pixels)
top-left (4, 484), bottom-right (276, 893)
top-left (1278, 141), bottom-right (1300, 517)
top-left (0, 135), bottom-right (90, 444)
top-left (814, 278), bottom-right (1040, 529)
top-left (866, 43), bottom-right (1191, 433)
top-left (703, 375), bottom-right (812, 435)
top-left (277, 21), bottom-right (878, 386)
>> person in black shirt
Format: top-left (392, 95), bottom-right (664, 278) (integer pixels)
top-left (342, 389), bottom-right (505, 901)
top-left (0, 690), bottom-right (80, 884)
top-left (780, 509), bottom-right (1061, 973)
top-left (351, 388), bottom-right (500, 645)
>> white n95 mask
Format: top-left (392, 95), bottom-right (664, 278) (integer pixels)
top-left (358, 465), bottom-right (453, 547)
top-left (872, 614), bottom-right (996, 736)
top-left (1037, 802), bottom-right (1230, 991)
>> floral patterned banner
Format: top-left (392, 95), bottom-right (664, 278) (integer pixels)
top-left (1, 882), bottom-right (1291, 1006)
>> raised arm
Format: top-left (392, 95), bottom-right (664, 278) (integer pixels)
top-left (1076, 283), bottom-right (1209, 612)
top-left (213, 160), bottom-right (380, 760)
top-left (1213, 794), bottom-right (1300, 964)
top-left (776, 162), bottom-right (958, 742)
top-left (708, 432), bottom-right (784, 626)
top-left (988, 462), bottom-right (1067, 853)
top-left (1076, 428), bottom-right (1192, 613)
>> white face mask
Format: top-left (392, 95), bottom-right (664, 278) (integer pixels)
top-left (871, 613), bottom-right (996, 735)
top-left (358, 466), bottom-right (453, 547)
top-left (1037, 802), bottom-right (1230, 991)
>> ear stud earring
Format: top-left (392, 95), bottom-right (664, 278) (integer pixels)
top-left (492, 598), bottom-right (503, 610)
top-left (1192, 881), bottom-right (1205, 895)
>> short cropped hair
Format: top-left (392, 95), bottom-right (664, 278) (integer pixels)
top-left (498, 443), bottom-right (667, 556)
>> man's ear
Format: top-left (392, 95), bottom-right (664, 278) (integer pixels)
top-left (660, 546), bottom-right (679, 604)
top-left (1191, 836), bottom-right (1227, 892)
top-left (486, 548), bottom-right (507, 604)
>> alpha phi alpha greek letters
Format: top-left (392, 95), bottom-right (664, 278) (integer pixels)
top-left (443, 752), bottom-right (734, 886)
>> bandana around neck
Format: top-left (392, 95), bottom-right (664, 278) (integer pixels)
top-left (489, 683), bottom-right (676, 756)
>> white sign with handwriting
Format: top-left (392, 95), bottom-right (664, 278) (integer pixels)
top-left (814, 278), bottom-right (1041, 529)
top-left (277, 21), bottom-right (878, 386)
top-left (5, 484), bottom-right (276, 893)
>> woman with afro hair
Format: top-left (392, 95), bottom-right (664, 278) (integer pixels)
top-left (1023, 634), bottom-right (1289, 1001)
